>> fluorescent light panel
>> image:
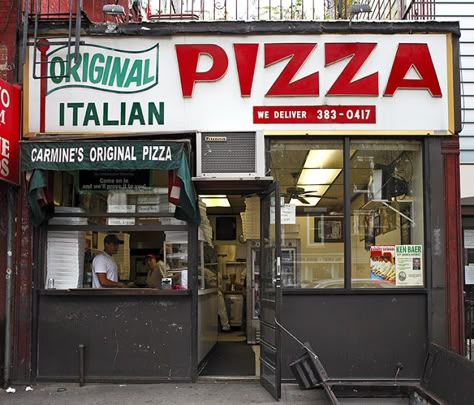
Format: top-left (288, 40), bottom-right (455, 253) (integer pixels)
top-left (295, 149), bottom-right (343, 205)
top-left (298, 169), bottom-right (341, 188)
top-left (200, 195), bottom-right (231, 207)
top-left (298, 149), bottom-right (342, 189)
top-left (304, 149), bottom-right (342, 168)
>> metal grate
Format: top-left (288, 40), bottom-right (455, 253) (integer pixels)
top-left (200, 132), bottom-right (256, 174)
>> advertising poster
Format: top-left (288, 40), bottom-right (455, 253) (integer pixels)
top-left (395, 245), bottom-right (423, 286)
top-left (369, 245), bottom-right (395, 283)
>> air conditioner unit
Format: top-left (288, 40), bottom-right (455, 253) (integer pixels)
top-left (196, 131), bottom-right (265, 178)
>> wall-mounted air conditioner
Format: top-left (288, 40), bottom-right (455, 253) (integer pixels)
top-left (196, 131), bottom-right (265, 178)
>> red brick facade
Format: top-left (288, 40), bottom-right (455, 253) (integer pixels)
top-left (0, 0), bottom-right (18, 83)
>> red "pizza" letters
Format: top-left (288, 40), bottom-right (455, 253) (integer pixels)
top-left (175, 42), bottom-right (442, 98)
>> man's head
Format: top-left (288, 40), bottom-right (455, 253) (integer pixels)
top-left (103, 234), bottom-right (123, 255)
top-left (145, 254), bottom-right (157, 268)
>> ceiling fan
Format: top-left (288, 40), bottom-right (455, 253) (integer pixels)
top-left (283, 186), bottom-right (336, 204)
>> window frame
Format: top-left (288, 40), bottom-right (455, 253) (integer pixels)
top-left (271, 136), bottom-right (427, 292)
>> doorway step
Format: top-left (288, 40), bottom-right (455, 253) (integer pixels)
top-left (199, 340), bottom-right (256, 377)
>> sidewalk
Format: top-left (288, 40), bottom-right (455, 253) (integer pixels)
top-left (0, 381), bottom-right (409, 405)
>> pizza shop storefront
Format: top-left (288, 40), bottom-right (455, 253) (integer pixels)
top-left (21, 137), bottom-right (202, 382)
top-left (18, 20), bottom-right (463, 396)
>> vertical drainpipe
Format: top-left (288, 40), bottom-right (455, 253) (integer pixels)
top-left (3, 185), bottom-right (15, 388)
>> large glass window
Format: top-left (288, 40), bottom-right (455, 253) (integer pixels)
top-left (43, 169), bottom-right (190, 290)
top-left (270, 140), bottom-right (344, 288)
top-left (350, 141), bottom-right (423, 288)
top-left (269, 139), bottom-right (424, 289)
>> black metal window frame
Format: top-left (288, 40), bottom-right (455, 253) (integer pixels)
top-left (273, 135), bottom-right (429, 294)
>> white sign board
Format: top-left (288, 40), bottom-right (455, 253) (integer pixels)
top-left (26, 34), bottom-right (452, 135)
top-left (270, 204), bottom-right (296, 225)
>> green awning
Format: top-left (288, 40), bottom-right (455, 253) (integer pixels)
top-left (21, 140), bottom-right (200, 224)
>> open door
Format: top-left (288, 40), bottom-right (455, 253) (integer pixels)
top-left (259, 182), bottom-right (282, 399)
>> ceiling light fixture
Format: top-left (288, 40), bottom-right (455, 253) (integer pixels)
top-left (200, 195), bottom-right (231, 208)
top-left (302, 149), bottom-right (343, 168)
top-left (297, 169), bottom-right (341, 188)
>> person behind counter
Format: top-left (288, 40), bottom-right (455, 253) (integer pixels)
top-left (156, 253), bottom-right (170, 278)
top-left (92, 234), bottom-right (128, 288)
top-left (145, 254), bottom-right (163, 288)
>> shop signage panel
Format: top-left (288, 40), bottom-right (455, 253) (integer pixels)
top-left (25, 34), bottom-right (453, 134)
top-left (21, 140), bottom-right (200, 223)
top-left (21, 140), bottom-right (184, 171)
top-left (78, 170), bottom-right (150, 191)
top-left (0, 79), bottom-right (21, 185)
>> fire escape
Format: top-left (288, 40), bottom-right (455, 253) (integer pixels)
top-left (22, 0), bottom-right (87, 79)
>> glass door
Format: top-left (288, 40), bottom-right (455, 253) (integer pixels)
top-left (259, 182), bottom-right (282, 399)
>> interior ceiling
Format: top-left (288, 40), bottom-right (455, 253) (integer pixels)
top-left (271, 148), bottom-right (345, 212)
top-left (201, 149), bottom-right (348, 215)
top-left (199, 146), bottom-right (408, 215)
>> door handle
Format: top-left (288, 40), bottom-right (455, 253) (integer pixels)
top-left (272, 275), bottom-right (280, 287)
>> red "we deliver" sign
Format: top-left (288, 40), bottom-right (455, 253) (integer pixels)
top-left (0, 79), bottom-right (21, 185)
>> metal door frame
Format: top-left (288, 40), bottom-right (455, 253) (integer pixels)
top-left (259, 181), bottom-right (282, 399)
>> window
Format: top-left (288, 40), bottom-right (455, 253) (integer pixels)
top-left (270, 140), bottom-right (344, 288)
top-left (350, 141), bottom-right (423, 288)
top-left (270, 139), bottom-right (424, 289)
top-left (43, 169), bottom-right (189, 290)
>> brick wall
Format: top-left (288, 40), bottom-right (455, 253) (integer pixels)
top-left (32, 0), bottom-right (115, 22)
top-left (0, 0), bottom-right (18, 83)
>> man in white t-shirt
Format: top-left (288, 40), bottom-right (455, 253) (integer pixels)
top-left (92, 234), bottom-right (127, 288)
